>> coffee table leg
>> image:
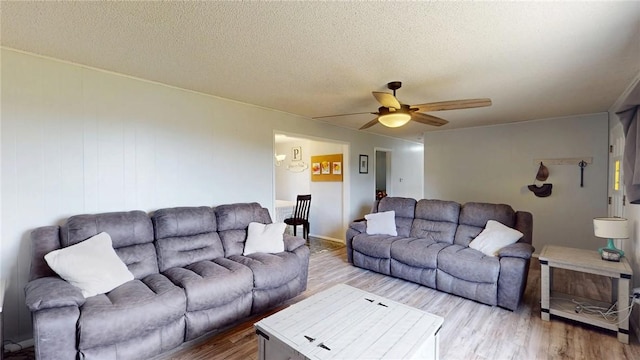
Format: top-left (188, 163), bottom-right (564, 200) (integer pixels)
top-left (257, 333), bottom-right (266, 360)
top-left (541, 262), bottom-right (550, 321)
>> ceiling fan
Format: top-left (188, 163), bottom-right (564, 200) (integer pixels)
top-left (313, 81), bottom-right (492, 130)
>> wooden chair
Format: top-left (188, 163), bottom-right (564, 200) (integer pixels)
top-left (284, 195), bottom-right (311, 239)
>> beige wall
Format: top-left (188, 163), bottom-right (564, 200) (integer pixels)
top-left (423, 113), bottom-right (609, 253)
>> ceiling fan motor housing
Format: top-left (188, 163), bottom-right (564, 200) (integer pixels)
top-left (378, 104), bottom-right (412, 116)
top-left (387, 81), bottom-right (402, 95)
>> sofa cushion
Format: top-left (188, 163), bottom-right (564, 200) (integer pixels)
top-left (437, 245), bottom-right (500, 284)
top-left (454, 203), bottom-right (516, 247)
top-left (163, 257), bottom-right (253, 312)
top-left (153, 207), bottom-right (224, 272)
top-left (215, 203), bottom-right (272, 231)
top-left (365, 211), bottom-right (397, 236)
top-left (215, 203), bottom-right (272, 256)
top-left (351, 234), bottom-right (399, 259)
top-left (390, 238), bottom-right (449, 269)
top-left (29, 226), bottom-right (61, 281)
top-left (62, 211), bottom-right (154, 248)
top-left (155, 232), bottom-right (225, 272)
top-left (228, 252), bottom-right (300, 290)
top-left (61, 211), bottom-right (158, 279)
top-left (410, 199), bottom-right (460, 244)
top-left (77, 273), bottom-right (186, 350)
top-left (45, 232), bottom-right (134, 298)
top-left (414, 199), bottom-right (461, 223)
top-left (153, 207), bottom-right (217, 239)
top-left (377, 197), bottom-right (416, 237)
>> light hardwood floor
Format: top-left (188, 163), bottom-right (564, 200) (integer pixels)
top-left (155, 243), bottom-right (640, 360)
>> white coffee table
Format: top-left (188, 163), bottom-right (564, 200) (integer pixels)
top-left (255, 284), bottom-right (444, 360)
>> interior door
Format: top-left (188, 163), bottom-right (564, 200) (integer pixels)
top-left (375, 148), bottom-right (392, 200)
top-left (609, 122), bottom-right (625, 219)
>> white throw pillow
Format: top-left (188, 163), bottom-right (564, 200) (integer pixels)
top-left (365, 210), bottom-right (397, 236)
top-left (44, 232), bottom-right (134, 298)
top-left (469, 220), bottom-right (523, 256)
top-left (243, 222), bottom-right (287, 255)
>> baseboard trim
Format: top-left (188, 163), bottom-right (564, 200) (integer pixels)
top-left (308, 234), bottom-right (345, 244)
top-left (4, 338), bottom-right (34, 353)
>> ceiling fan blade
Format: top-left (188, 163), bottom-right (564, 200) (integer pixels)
top-left (411, 112), bottom-right (449, 127)
top-left (413, 98), bottom-right (492, 112)
top-left (359, 117), bottom-right (380, 130)
top-left (312, 111), bottom-right (375, 119)
top-left (372, 92), bottom-right (401, 109)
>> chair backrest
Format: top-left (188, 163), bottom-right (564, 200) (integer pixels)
top-left (292, 194), bottom-right (311, 220)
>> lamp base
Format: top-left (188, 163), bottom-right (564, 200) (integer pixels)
top-left (598, 238), bottom-right (624, 257)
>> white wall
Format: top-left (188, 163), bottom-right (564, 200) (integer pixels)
top-left (308, 141), bottom-right (345, 241)
top-left (1, 48), bottom-right (425, 342)
top-left (424, 114), bottom-right (609, 253)
top-left (275, 139), bottom-right (312, 201)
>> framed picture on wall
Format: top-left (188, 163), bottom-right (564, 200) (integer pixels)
top-left (312, 162), bottom-right (321, 175)
top-left (292, 146), bottom-right (302, 161)
top-left (359, 155), bottom-right (368, 174)
top-left (332, 162), bottom-right (342, 175)
top-left (321, 161), bottom-right (331, 174)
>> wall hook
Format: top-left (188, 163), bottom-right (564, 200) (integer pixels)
top-left (578, 160), bottom-right (587, 187)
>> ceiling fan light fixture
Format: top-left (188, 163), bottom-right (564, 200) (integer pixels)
top-left (378, 112), bottom-right (411, 128)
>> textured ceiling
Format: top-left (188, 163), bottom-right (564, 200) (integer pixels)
top-left (2, 2), bottom-right (639, 142)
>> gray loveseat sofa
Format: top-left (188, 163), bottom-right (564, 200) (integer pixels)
top-left (346, 197), bottom-right (533, 311)
top-left (24, 202), bottom-right (310, 360)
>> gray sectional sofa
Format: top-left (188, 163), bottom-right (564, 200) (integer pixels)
top-left (24, 203), bottom-right (310, 360)
top-left (346, 197), bottom-right (534, 311)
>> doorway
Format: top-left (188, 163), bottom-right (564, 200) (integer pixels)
top-left (374, 148), bottom-right (392, 200)
top-left (273, 132), bottom-right (349, 243)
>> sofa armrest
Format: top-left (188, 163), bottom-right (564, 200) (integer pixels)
top-left (345, 221), bottom-right (367, 264)
top-left (497, 242), bottom-right (535, 260)
top-left (25, 277), bottom-right (85, 311)
top-left (349, 221), bottom-right (366, 234)
top-left (283, 234), bottom-right (306, 252)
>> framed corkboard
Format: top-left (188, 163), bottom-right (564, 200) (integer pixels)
top-left (311, 154), bottom-right (343, 182)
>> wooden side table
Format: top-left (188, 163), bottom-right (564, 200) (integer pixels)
top-left (539, 245), bottom-right (632, 344)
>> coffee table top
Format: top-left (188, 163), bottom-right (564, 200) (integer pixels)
top-left (255, 284), bottom-right (443, 359)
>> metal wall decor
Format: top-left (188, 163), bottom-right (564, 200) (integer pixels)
top-left (578, 160), bottom-right (587, 187)
top-left (528, 162), bottom-right (553, 197)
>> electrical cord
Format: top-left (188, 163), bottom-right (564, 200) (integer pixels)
top-left (548, 296), bottom-right (635, 324)
top-left (571, 299), bottom-right (633, 324)
top-left (3, 339), bottom-right (24, 351)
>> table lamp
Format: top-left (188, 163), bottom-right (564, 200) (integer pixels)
top-left (593, 217), bottom-right (628, 257)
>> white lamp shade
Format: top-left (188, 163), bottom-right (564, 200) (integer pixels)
top-left (593, 217), bottom-right (629, 239)
top-left (378, 113), bottom-right (411, 128)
